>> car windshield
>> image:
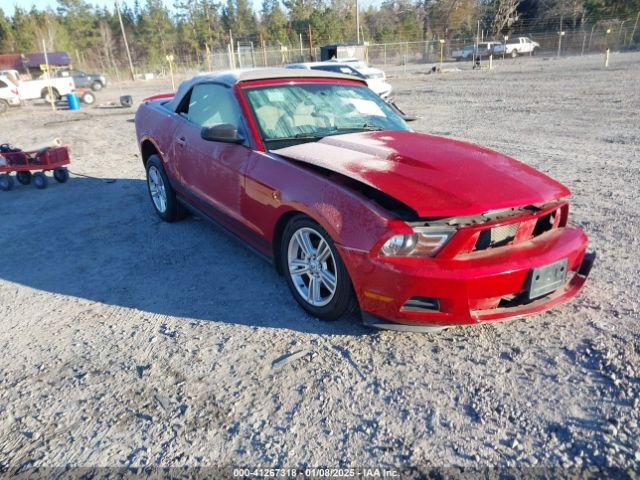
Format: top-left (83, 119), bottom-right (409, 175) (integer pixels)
top-left (244, 83), bottom-right (409, 149)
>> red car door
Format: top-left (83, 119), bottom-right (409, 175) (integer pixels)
top-left (172, 82), bottom-right (250, 226)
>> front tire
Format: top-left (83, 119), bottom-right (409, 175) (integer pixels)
top-left (280, 216), bottom-right (357, 321)
top-left (0, 99), bottom-right (8, 114)
top-left (145, 154), bottom-right (185, 222)
top-left (16, 171), bottom-right (32, 185)
top-left (91, 81), bottom-right (103, 91)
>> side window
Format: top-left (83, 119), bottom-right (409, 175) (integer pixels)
top-left (312, 65), bottom-right (338, 73)
top-left (182, 83), bottom-right (242, 129)
top-left (0, 80), bottom-right (7, 88)
top-left (340, 66), bottom-right (359, 76)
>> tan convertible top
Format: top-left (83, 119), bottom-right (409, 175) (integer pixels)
top-left (164, 67), bottom-right (366, 111)
top-left (199, 67), bottom-right (364, 85)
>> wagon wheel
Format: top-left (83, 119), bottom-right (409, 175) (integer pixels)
top-left (16, 171), bottom-right (32, 185)
top-left (0, 174), bottom-right (14, 191)
top-left (32, 172), bottom-right (48, 189)
top-left (81, 91), bottom-right (96, 105)
top-left (53, 168), bottom-right (69, 183)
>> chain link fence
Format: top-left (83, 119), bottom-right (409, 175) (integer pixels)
top-left (96, 16), bottom-right (639, 79)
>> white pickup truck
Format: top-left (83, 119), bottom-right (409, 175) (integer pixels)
top-left (15, 73), bottom-right (76, 103)
top-left (495, 37), bottom-right (540, 57)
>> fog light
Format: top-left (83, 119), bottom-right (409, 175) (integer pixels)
top-left (402, 297), bottom-right (440, 312)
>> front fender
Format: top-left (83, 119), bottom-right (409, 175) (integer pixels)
top-left (244, 151), bottom-right (396, 252)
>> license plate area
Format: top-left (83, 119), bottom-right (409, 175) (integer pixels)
top-left (526, 258), bottom-right (568, 300)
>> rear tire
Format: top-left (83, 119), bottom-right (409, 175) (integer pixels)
top-left (16, 171), bottom-right (32, 185)
top-left (280, 215), bottom-right (357, 321)
top-left (0, 174), bottom-right (14, 191)
top-left (33, 172), bottom-right (48, 189)
top-left (145, 154), bottom-right (186, 222)
top-left (511, 50), bottom-right (518, 58)
top-left (0, 99), bottom-right (8, 114)
top-left (53, 167), bottom-right (69, 183)
top-left (42, 88), bottom-right (60, 104)
top-left (91, 81), bottom-right (103, 91)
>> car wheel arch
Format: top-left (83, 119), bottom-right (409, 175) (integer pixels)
top-left (140, 138), bottom-right (161, 167)
top-left (271, 205), bottom-right (340, 264)
top-left (273, 210), bottom-right (306, 274)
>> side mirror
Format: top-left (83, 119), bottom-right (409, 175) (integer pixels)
top-left (200, 124), bottom-right (245, 144)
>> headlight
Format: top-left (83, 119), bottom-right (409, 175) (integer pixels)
top-left (380, 227), bottom-right (455, 257)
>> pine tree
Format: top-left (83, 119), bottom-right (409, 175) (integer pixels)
top-left (0, 8), bottom-right (15, 52)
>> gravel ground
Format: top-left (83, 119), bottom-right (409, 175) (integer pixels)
top-left (0, 52), bottom-right (638, 472)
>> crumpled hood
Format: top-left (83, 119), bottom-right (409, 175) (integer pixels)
top-left (272, 130), bottom-right (570, 217)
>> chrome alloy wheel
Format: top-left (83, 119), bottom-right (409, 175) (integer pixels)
top-left (147, 165), bottom-right (167, 213)
top-left (287, 227), bottom-right (338, 307)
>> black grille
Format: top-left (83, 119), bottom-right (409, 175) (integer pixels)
top-left (474, 223), bottom-right (519, 251)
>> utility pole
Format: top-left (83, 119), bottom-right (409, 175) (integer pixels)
top-left (42, 39), bottom-right (56, 112)
top-left (299, 33), bottom-right (303, 59)
top-left (604, 28), bottom-right (611, 67)
top-left (557, 13), bottom-right (564, 57)
top-left (229, 30), bottom-right (235, 68)
top-left (629, 11), bottom-right (640, 47)
top-left (205, 43), bottom-right (212, 71)
top-left (115, 0), bottom-right (135, 81)
top-left (474, 19), bottom-right (480, 68)
top-left (356, 0), bottom-right (360, 43)
top-left (259, 33), bottom-right (267, 66)
top-left (308, 24), bottom-right (314, 60)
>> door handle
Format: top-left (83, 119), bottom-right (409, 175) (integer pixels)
top-left (176, 137), bottom-right (186, 147)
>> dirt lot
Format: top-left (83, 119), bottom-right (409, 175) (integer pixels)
top-left (0, 53), bottom-right (638, 471)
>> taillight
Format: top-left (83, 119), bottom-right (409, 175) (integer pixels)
top-left (11, 89), bottom-right (18, 95)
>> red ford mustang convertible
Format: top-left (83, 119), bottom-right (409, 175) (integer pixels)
top-left (135, 69), bottom-right (594, 331)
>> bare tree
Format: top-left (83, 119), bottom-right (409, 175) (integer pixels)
top-left (100, 20), bottom-right (115, 68)
top-left (491, 0), bottom-right (521, 36)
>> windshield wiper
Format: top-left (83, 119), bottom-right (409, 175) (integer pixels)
top-left (332, 123), bottom-right (384, 132)
top-left (263, 134), bottom-right (324, 147)
top-left (264, 124), bottom-right (385, 145)
top-left (294, 132), bottom-right (325, 138)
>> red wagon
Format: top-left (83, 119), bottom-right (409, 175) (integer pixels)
top-left (0, 144), bottom-right (70, 191)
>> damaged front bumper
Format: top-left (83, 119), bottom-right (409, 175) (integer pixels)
top-left (339, 227), bottom-right (595, 332)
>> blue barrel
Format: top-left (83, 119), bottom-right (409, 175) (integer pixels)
top-left (67, 92), bottom-right (80, 111)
